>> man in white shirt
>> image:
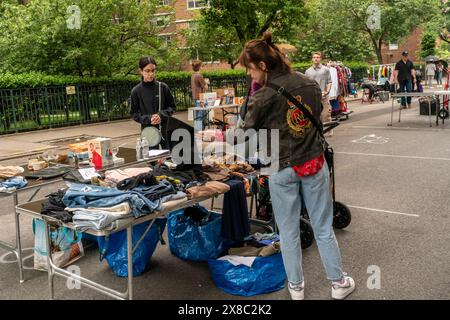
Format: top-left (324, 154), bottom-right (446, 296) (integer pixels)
top-left (305, 52), bottom-right (333, 135)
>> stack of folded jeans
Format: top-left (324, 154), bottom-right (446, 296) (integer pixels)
top-left (62, 183), bottom-right (161, 217)
top-left (66, 202), bottom-right (134, 232)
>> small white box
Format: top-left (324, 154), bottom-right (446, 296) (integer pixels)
top-left (87, 137), bottom-right (113, 169)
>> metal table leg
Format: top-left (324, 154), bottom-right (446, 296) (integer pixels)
top-left (429, 100), bottom-right (432, 127)
top-left (44, 220), bottom-right (55, 299)
top-left (0, 191), bottom-right (25, 283)
top-left (389, 97), bottom-right (394, 126)
top-left (40, 219), bottom-right (141, 300)
top-left (127, 226), bottom-right (133, 300)
top-left (14, 192), bottom-right (24, 283)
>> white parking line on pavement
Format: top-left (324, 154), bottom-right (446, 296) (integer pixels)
top-left (352, 125), bottom-right (448, 132)
top-left (335, 151), bottom-right (450, 162)
top-left (347, 205), bottom-right (420, 218)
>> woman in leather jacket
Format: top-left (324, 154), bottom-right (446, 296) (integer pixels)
top-left (238, 32), bottom-right (355, 300)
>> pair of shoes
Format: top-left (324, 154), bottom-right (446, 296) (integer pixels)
top-left (288, 281), bottom-right (305, 300)
top-left (331, 274), bottom-right (355, 300)
top-left (401, 105), bottom-right (407, 109)
top-left (407, 104), bottom-right (412, 109)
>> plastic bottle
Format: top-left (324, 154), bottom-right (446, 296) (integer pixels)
top-left (141, 137), bottom-right (150, 159)
top-left (136, 137), bottom-right (143, 160)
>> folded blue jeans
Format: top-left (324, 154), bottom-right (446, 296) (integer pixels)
top-left (63, 184), bottom-right (161, 217)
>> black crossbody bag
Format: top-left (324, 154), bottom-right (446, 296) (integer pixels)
top-left (265, 82), bottom-right (334, 169)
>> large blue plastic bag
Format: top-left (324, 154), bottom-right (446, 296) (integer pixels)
top-left (208, 253), bottom-right (286, 297)
top-left (167, 207), bottom-right (226, 261)
top-left (97, 218), bottom-right (167, 277)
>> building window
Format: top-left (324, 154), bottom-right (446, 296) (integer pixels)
top-left (159, 35), bottom-right (173, 47)
top-left (154, 16), bottom-right (171, 27)
top-left (187, 0), bottom-right (209, 10)
top-left (159, 0), bottom-right (170, 6)
top-left (389, 43), bottom-right (398, 51)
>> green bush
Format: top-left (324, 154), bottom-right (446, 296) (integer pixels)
top-left (0, 63), bottom-right (372, 89)
top-left (0, 70), bottom-right (249, 89)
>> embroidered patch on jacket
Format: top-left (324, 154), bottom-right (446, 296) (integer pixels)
top-left (286, 95), bottom-right (313, 137)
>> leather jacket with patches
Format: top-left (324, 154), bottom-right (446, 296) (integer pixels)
top-left (241, 70), bottom-right (324, 171)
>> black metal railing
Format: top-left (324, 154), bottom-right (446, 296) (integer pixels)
top-left (0, 77), bottom-right (248, 134)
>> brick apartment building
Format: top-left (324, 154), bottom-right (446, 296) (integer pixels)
top-left (156, 0), bottom-right (231, 70)
top-left (380, 27), bottom-right (424, 64)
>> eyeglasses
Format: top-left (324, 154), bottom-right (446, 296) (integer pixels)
top-left (142, 68), bottom-right (156, 74)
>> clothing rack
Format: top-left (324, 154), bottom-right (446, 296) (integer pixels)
top-left (369, 64), bottom-right (395, 81)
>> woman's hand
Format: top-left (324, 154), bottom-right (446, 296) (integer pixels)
top-left (151, 114), bottom-right (161, 125)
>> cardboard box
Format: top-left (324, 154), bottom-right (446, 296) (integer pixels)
top-left (68, 142), bottom-right (88, 153)
top-left (213, 106), bottom-right (240, 124)
top-left (214, 88), bottom-right (235, 105)
top-left (87, 138), bottom-right (113, 169)
top-left (199, 92), bottom-right (217, 107)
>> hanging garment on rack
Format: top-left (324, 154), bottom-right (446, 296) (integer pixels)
top-left (328, 66), bottom-right (340, 100)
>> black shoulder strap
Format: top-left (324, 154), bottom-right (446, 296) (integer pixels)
top-left (265, 82), bottom-right (324, 137)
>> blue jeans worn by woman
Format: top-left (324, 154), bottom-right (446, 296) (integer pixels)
top-left (269, 164), bottom-right (344, 285)
top-left (399, 79), bottom-right (413, 106)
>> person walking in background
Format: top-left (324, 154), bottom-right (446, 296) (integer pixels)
top-left (238, 32), bottom-right (355, 300)
top-left (425, 61), bottom-right (436, 87)
top-left (393, 51), bottom-right (416, 109)
top-left (191, 59), bottom-right (209, 131)
top-left (305, 52), bottom-right (333, 136)
top-left (436, 62), bottom-right (443, 87)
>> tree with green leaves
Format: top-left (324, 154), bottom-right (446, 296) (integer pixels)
top-left (292, 0), bottom-right (375, 62)
top-left (421, 31), bottom-right (437, 58)
top-left (439, 0), bottom-right (450, 44)
top-left (184, 0), bottom-right (308, 68)
top-left (0, 0), bottom-right (181, 76)
top-left (316, 0), bottom-right (441, 64)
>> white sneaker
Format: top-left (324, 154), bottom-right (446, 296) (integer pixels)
top-left (288, 281), bottom-right (305, 300)
top-left (331, 275), bottom-right (355, 300)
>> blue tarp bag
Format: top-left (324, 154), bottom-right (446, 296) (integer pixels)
top-left (208, 253), bottom-right (286, 297)
top-left (97, 218), bottom-right (167, 277)
top-left (167, 206), bottom-right (226, 261)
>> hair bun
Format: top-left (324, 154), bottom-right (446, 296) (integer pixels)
top-left (262, 31), bottom-right (273, 46)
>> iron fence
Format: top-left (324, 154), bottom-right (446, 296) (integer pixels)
top-left (0, 76), bottom-right (248, 135)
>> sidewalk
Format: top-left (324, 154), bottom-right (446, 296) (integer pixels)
top-left (0, 112), bottom-right (192, 161)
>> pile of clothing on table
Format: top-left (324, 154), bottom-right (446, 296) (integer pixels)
top-left (40, 164), bottom-right (232, 232)
top-left (0, 165), bottom-right (27, 192)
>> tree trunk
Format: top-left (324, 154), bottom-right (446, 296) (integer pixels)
top-left (367, 29), bottom-right (383, 64)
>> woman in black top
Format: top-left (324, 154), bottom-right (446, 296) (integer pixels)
top-left (129, 57), bottom-right (176, 148)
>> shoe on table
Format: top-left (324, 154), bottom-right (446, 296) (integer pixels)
top-left (288, 281), bottom-right (305, 300)
top-left (331, 275), bottom-right (355, 300)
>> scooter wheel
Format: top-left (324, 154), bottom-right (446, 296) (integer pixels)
top-left (300, 217), bottom-right (314, 249)
top-left (438, 108), bottom-right (449, 120)
top-left (333, 201), bottom-right (352, 229)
